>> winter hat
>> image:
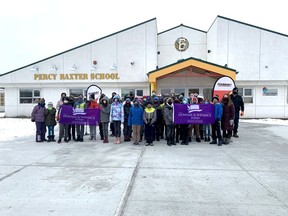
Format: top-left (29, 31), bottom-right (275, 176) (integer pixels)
top-left (113, 94), bottom-right (120, 100)
top-left (153, 97), bottom-right (159, 101)
top-left (48, 102), bottom-right (53, 106)
top-left (212, 96), bottom-right (219, 101)
top-left (146, 101), bottom-right (152, 105)
top-left (125, 98), bottom-right (131, 102)
top-left (64, 97), bottom-right (69, 103)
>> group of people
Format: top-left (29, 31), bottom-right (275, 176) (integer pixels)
top-left (31, 87), bottom-right (244, 146)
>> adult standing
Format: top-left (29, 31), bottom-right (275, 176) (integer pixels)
top-left (230, 87), bottom-right (244, 138)
top-left (56, 92), bottom-right (67, 111)
top-left (31, 98), bottom-right (46, 142)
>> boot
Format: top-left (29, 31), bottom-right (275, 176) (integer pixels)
top-left (57, 138), bottom-right (61, 143)
top-left (196, 137), bottom-right (201, 142)
top-left (171, 138), bottom-right (176, 145)
top-left (176, 138), bottom-right (179, 143)
top-left (51, 135), bottom-right (56, 142)
top-left (188, 137), bottom-right (192, 142)
top-left (210, 140), bottom-right (217, 144)
top-left (47, 136), bottom-right (51, 142)
top-left (167, 138), bottom-right (171, 146)
top-left (76, 136), bottom-right (81, 142)
top-left (218, 139), bottom-right (223, 146)
top-left (224, 138), bottom-right (230, 145)
top-left (117, 137), bottom-right (121, 144)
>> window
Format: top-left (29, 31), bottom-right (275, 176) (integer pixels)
top-left (19, 89), bottom-right (41, 104)
top-left (121, 89), bottom-right (135, 100)
top-left (0, 91), bottom-right (4, 106)
top-left (69, 89), bottom-right (86, 98)
top-left (136, 90), bottom-right (143, 97)
top-left (188, 88), bottom-right (199, 96)
top-left (174, 88), bottom-right (185, 97)
top-left (203, 88), bottom-right (213, 101)
top-left (238, 87), bottom-right (253, 103)
top-left (161, 89), bottom-right (171, 96)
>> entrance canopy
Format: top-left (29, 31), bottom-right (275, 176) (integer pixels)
top-left (147, 57), bottom-right (237, 94)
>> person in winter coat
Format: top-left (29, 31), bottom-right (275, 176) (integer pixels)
top-left (153, 97), bottom-right (163, 141)
top-left (68, 95), bottom-right (76, 141)
top-left (210, 96), bottom-right (223, 146)
top-left (221, 94), bottom-right (235, 144)
top-left (109, 94), bottom-right (124, 144)
top-left (143, 101), bottom-right (157, 146)
top-left (57, 98), bottom-right (70, 143)
top-left (188, 95), bottom-right (201, 142)
top-left (87, 94), bottom-right (99, 141)
top-left (180, 97), bottom-right (190, 145)
top-left (74, 94), bottom-right (87, 142)
top-left (163, 97), bottom-right (175, 146)
top-left (31, 98), bottom-right (46, 142)
top-left (128, 99), bottom-right (144, 145)
top-left (44, 102), bottom-right (57, 142)
top-left (123, 98), bottom-right (133, 142)
top-left (56, 92), bottom-right (67, 111)
top-left (230, 87), bottom-right (245, 138)
top-left (100, 96), bottom-right (110, 143)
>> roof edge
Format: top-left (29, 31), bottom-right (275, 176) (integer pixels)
top-left (158, 24), bottom-right (206, 35)
top-left (1, 17), bottom-right (157, 77)
top-left (147, 57), bottom-right (236, 75)
top-left (216, 15), bottom-right (288, 37)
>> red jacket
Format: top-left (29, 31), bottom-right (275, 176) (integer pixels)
top-left (88, 99), bottom-right (99, 109)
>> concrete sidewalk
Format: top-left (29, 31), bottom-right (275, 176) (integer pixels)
top-left (1, 122), bottom-right (288, 216)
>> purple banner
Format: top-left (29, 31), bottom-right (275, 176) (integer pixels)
top-left (59, 105), bottom-right (100, 125)
top-left (173, 103), bottom-right (215, 124)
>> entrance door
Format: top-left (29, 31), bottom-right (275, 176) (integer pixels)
top-left (203, 88), bottom-right (213, 101)
top-left (188, 88), bottom-right (199, 97)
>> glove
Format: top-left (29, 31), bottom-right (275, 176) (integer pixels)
top-left (31, 119), bottom-right (35, 122)
top-left (229, 119), bottom-right (234, 126)
top-left (240, 111), bottom-right (244, 116)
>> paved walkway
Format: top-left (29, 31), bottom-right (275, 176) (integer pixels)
top-left (1, 122), bottom-right (288, 216)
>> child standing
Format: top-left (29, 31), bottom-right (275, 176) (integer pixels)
top-left (44, 102), bottom-right (57, 142)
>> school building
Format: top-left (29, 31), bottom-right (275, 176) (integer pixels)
top-left (0, 16), bottom-right (288, 118)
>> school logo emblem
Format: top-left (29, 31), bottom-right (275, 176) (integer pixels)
top-left (175, 37), bottom-right (189, 52)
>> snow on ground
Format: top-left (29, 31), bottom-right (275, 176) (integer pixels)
top-left (1, 112), bottom-right (288, 142)
top-left (0, 116), bottom-right (35, 142)
top-left (240, 118), bottom-right (288, 125)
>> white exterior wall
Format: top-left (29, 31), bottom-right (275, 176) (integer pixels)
top-left (0, 19), bottom-right (157, 117)
top-left (157, 26), bottom-right (207, 67)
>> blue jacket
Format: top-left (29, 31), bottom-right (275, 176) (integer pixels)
top-left (110, 102), bottom-right (124, 122)
top-left (128, 106), bottom-right (144, 126)
top-left (214, 102), bottom-right (223, 121)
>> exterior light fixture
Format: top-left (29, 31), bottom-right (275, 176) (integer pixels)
top-left (30, 65), bottom-right (39, 71)
top-left (110, 63), bottom-right (117, 70)
top-left (70, 64), bottom-right (77, 71)
top-left (51, 64), bottom-right (58, 71)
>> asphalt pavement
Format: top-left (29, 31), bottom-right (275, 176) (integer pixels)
top-left (1, 122), bottom-right (288, 216)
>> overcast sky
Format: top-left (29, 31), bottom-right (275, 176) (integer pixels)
top-left (0, 0), bottom-right (287, 74)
